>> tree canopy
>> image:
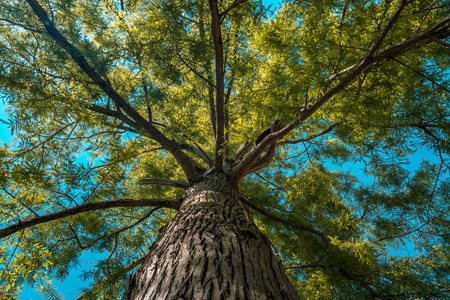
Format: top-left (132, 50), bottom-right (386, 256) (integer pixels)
top-left (0, 0), bottom-right (449, 299)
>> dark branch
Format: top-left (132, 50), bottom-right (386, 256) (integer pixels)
top-left (87, 103), bottom-right (140, 129)
top-left (25, 0), bottom-right (202, 182)
top-left (176, 51), bottom-right (215, 87)
top-left (238, 120), bottom-right (283, 176)
top-left (280, 122), bottom-right (341, 145)
top-left (232, 141), bottom-right (251, 162)
top-left (234, 13), bottom-right (419, 177)
top-left (209, 0), bottom-right (226, 171)
top-left (208, 74), bottom-right (217, 139)
top-left (179, 143), bottom-right (213, 166)
top-left (365, 0), bottom-right (411, 60)
top-left (239, 196), bottom-right (330, 246)
top-left (0, 17), bottom-right (44, 33)
top-left (284, 264), bottom-right (322, 270)
top-left (102, 122), bottom-right (139, 134)
top-left (0, 198), bottom-right (181, 239)
top-left (219, 0), bottom-right (250, 23)
top-left (372, 16), bottom-right (450, 62)
top-left (234, 10), bottom-right (450, 179)
top-left (138, 178), bottom-right (189, 188)
top-left (300, 1), bottom-right (410, 124)
top-left (232, 116), bottom-right (301, 181)
top-left (242, 143), bottom-right (276, 176)
top-left (328, 18), bottom-right (450, 82)
top-left (392, 58), bottom-right (450, 94)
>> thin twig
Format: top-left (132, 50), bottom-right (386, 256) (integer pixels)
top-left (280, 122), bottom-right (341, 145)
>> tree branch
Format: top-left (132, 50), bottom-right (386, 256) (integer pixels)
top-left (0, 198), bottom-right (181, 239)
top-left (101, 122), bottom-right (139, 134)
top-left (239, 196), bottom-right (330, 246)
top-left (371, 16), bottom-right (450, 62)
top-left (86, 103), bottom-right (140, 129)
top-left (209, 0), bottom-right (226, 171)
top-left (233, 10), bottom-right (450, 179)
top-left (232, 116), bottom-right (301, 181)
top-left (328, 16), bottom-right (449, 82)
top-left (0, 17), bottom-right (44, 33)
top-left (232, 141), bottom-right (251, 162)
top-left (25, 0), bottom-right (202, 182)
top-left (138, 178), bottom-right (189, 188)
top-left (208, 74), bottom-right (217, 139)
top-left (392, 58), bottom-right (450, 94)
top-left (300, 1), bottom-right (410, 125)
top-left (219, 0), bottom-right (250, 23)
top-left (280, 122), bottom-right (341, 145)
top-left (242, 143), bottom-right (276, 176)
top-left (176, 50), bottom-right (215, 87)
top-left (365, 0), bottom-right (411, 60)
top-left (178, 143), bottom-right (213, 166)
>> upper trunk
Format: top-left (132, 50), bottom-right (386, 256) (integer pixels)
top-left (122, 172), bottom-right (300, 300)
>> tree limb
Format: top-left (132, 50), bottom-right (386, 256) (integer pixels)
top-left (232, 10), bottom-right (450, 179)
top-left (101, 122), bottom-right (139, 134)
top-left (138, 178), bottom-right (189, 188)
top-left (232, 141), bottom-right (251, 162)
top-left (0, 198), bottom-right (181, 239)
top-left (0, 17), bottom-right (44, 33)
top-left (208, 74), bottom-right (217, 139)
top-left (209, 0), bottom-right (226, 171)
top-left (242, 143), bottom-right (276, 176)
top-left (280, 122), bottom-right (341, 145)
top-left (329, 16), bottom-right (449, 82)
top-left (238, 196), bottom-right (330, 246)
top-left (219, 0), bottom-right (250, 23)
top-left (300, 1), bottom-right (411, 125)
top-left (86, 103), bottom-right (139, 129)
top-left (233, 47), bottom-right (357, 177)
top-left (372, 16), bottom-right (450, 62)
top-left (178, 143), bottom-right (213, 166)
top-left (392, 58), bottom-right (450, 94)
top-left (176, 50), bottom-right (215, 87)
top-left (232, 116), bottom-right (302, 181)
top-left (365, 0), bottom-right (411, 60)
top-left (25, 0), bottom-right (202, 182)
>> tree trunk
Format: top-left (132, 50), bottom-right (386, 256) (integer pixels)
top-left (122, 172), bottom-right (300, 300)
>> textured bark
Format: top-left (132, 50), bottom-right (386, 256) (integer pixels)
top-left (122, 173), bottom-right (300, 300)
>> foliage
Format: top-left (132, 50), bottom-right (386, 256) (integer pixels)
top-left (0, 0), bottom-right (449, 299)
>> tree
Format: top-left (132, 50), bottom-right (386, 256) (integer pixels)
top-left (0, 0), bottom-right (449, 298)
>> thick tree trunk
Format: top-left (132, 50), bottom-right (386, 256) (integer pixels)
top-left (122, 172), bottom-right (300, 299)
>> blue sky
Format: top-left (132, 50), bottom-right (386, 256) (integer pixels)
top-left (0, 98), bottom-right (11, 143)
